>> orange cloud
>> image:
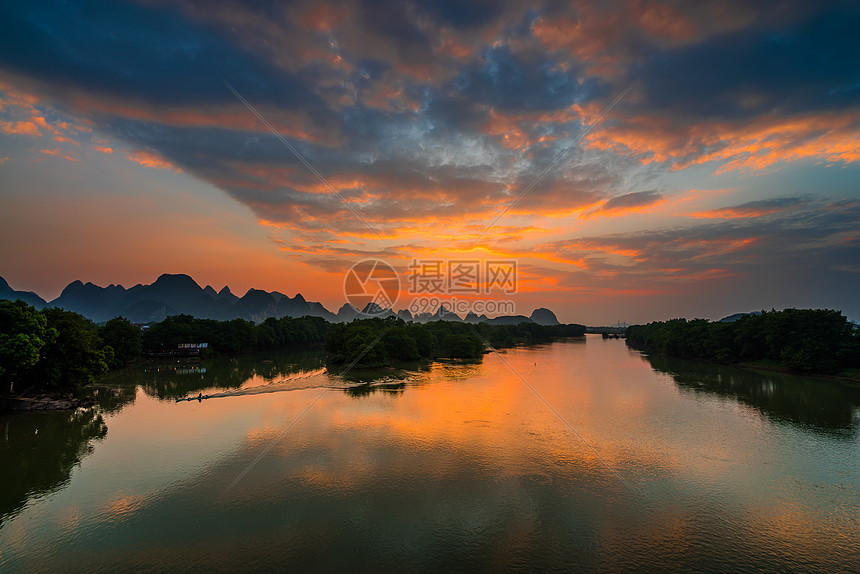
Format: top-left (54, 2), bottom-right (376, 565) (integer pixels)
top-left (295, 3), bottom-right (348, 32)
top-left (481, 107), bottom-right (582, 152)
top-left (94, 145), bottom-right (113, 154)
top-left (579, 191), bottom-right (666, 221)
top-left (125, 150), bottom-right (181, 172)
top-left (0, 120), bottom-right (42, 136)
top-left (434, 30), bottom-right (474, 59)
top-left (29, 115), bottom-right (61, 136)
top-left (586, 110), bottom-right (860, 173)
top-left (682, 237), bottom-right (759, 260)
top-left (691, 207), bottom-right (786, 219)
top-left (532, 0), bottom-right (755, 76)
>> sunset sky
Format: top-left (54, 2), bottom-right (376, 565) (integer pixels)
top-left (1, 0), bottom-right (859, 324)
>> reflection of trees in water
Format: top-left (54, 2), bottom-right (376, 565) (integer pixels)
top-left (1, 408), bottom-right (107, 524)
top-left (436, 360), bottom-right (483, 382)
top-left (100, 347), bottom-right (327, 401)
top-left (344, 382), bottom-right (406, 397)
top-left (91, 383), bottom-right (138, 414)
top-left (0, 348), bottom-right (328, 523)
top-left (646, 354), bottom-right (860, 437)
top-left (336, 358), bottom-right (483, 395)
top-left (333, 360), bottom-right (428, 384)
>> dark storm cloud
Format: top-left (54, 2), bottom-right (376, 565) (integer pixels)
top-left (0, 0), bottom-right (321, 110)
top-left (634, 2), bottom-right (860, 118)
top-left (1, 0), bottom-right (858, 245)
top-left (693, 196), bottom-right (809, 218)
top-left (452, 46), bottom-right (603, 112)
top-left (420, 0), bottom-right (509, 29)
top-left (544, 198), bottom-right (860, 283)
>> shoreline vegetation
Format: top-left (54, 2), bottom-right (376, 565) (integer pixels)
top-left (0, 299), bottom-right (585, 410)
top-left (5, 299), bottom-right (858, 410)
top-left (325, 317), bottom-right (587, 369)
top-left (625, 309), bottom-right (860, 384)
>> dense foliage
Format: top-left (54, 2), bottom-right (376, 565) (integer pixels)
top-left (325, 317), bottom-right (586, 368)
top-left (1, 300), bottom-right (111, 394)
top-left (2, 298), bottom-right (585, 395)
top-left (99, 317), bottom-right (142, 368)
top-left (141, 314), bottom-right (329, 355)
top-left (626, 309), bottom-right (860, 373)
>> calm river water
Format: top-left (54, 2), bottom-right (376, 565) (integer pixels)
top-left (1, 336), bottom-right (859, 573)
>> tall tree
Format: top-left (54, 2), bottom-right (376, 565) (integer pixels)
top-left (0, 300), bottom-right (55, 393)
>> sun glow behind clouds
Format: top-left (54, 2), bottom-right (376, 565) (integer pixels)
top-left (0, 0), bottom-right (859, 322)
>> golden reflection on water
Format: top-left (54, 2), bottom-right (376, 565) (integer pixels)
top-left (224, 339), bottom-right (857, 566)
top-left (1, 337), bottom-right (858, 572)
top-left (103, 493), bottom-right (148, 523)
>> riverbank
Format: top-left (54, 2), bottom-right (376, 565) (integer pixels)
top-left (1, 393), bottom-right (95, 411)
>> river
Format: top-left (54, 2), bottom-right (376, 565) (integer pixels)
top-left (1, 336), bottom-right (858, 572)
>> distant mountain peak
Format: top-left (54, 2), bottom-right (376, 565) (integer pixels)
top-left (530, 308), bottom-right (560, 326)
top-left (152, 273), bottom-right (201, 289)
top-left (397, 309), bottom-right (413, 321)
top-left (719, 311), bottom-right (762, 323)
top-left (2, 273), bottom-right (572, 327)
top-left (361, 302), bottom-right (386, 314)
top-left (0, 277), bottom-right (48, 309)
top-left (433, 305), bottom-right (462, 321)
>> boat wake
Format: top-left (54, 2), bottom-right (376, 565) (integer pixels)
top-left (176, 368), bottom-right (338, 402)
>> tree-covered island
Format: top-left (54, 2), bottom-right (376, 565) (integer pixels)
top-left (626, 309), bottom-right (860, 376)
top-left (325, 317), bottom-right (587, 368)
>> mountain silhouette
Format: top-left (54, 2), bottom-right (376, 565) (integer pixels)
top-left (530, 308), bottom-right (560, 325)
top-left (40, 273), bottom-right (338, 323)
top-left (233, 289), bottom-right (278, 322)
top-left (464, 311), bottom-right (489, 323)
top-left (2, 273), bottom-right (567, 326)
top-left (397, 309), bottom-right (413, 321)
top-left (0, 276), bottom-right (48, 309)
top-left (52, 280), bottom-right (125, 319)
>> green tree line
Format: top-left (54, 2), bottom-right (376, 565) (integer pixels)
top-left (1, 301), bottom-right (331, 396)
top-left (0, 300), bottom-right (141, 395)
top-left (141, 314), bottom-right (329, 355)
top-left (626, 309), bottom-right (860, 373)
top-left (2, 298), bottom-right (584, 395)
top-left (325, 317), bottom-right (586, 368)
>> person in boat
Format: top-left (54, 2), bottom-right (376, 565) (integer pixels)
top-left (197, 392), bottom-right (203, 401)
